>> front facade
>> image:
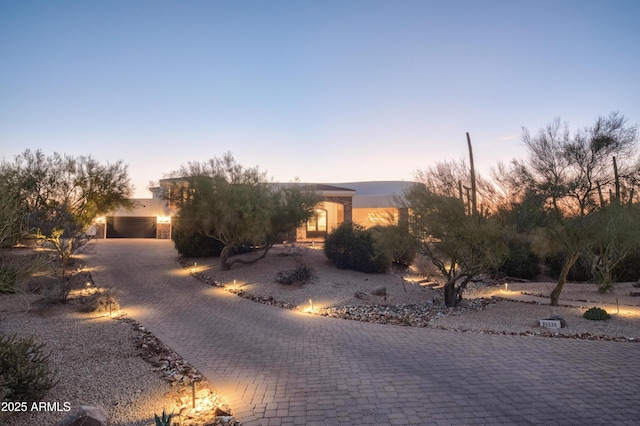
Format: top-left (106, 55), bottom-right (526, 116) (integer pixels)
top-left (92, 180), bottom-right (413, 241)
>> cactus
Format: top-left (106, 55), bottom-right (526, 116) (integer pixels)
top-left (583, 307), bottom-right (611, 321)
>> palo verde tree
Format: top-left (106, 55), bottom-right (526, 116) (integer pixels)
top-left (510, 112), bottom-right (640, 305)
top-left (168, 153), bottom-right (319, 270)
top-left (406, 157), bottom-right (507, 307)
top-left (0, 150), bottom-right (133, 272)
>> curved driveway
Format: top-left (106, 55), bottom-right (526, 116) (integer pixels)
top-left (88, 240), bottom-right (639, 425)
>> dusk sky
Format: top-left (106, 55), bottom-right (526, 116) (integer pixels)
top-left (1, 0), bottom-right (639, 197)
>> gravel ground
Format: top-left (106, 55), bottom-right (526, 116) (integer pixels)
top-left (2, 245), bottom-right (638, 425)
top-left (0, 294), bottom-right (179, 426)
top-left (196, 245), bottom-right (640, 341)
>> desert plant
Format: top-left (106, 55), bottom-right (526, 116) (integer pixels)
top-left (544, 251), bottom-right (591, 282)
top-left (81, 287), bottom-right (120, 313)
top-left (172, 226), bottom-right (226, 257)
top-left (275, 251), bottom-right (315, 284)
top-left (324, 222), bottom-right (391, 273)
top-left (43, 276), bottom-right (73, 304)
top-left (371, 225), bottom-right (420, 267)
top-left (154, 409), bottom-right (175, 426)
top-left (0, 265), bottom-right (18, 293)
top-left (583, 307), bottom-right (611, 321)
top-left (0, 334), bottom-right (58, 402)
top-left (612, 248), bottom-right (640, 282)
top-left (494, 238), bottom-right (541, 280)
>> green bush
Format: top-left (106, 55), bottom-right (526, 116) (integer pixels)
top-left (275, 251), bottom-right (315, 284)
top-left (544, 251), bottom-right (591, 282)
top-left (494, 238), bottom-right (540, 280)
top-left (0, 334), bottom-right (58, 402)
top-left (0, 265), bottom-right (18, 293)
top-left (583, 306), bottom-right (611, 321)
top-left (172, 228), bottom-right (225, 258)
top-left (612, 249), bottom-right (640, 282)
top-left (324, 222), bottom-right (391, 273)
top-left (371, 225), bottom-right (419, 267)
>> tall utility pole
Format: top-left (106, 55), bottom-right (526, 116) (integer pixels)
top-left (466, 132), bottom-right (478, 217)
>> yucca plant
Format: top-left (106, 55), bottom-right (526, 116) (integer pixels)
top-left (154, 409), bottom-right (175, 426)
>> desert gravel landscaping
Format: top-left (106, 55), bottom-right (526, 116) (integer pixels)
top-left (1, 242), bottom-right (638, 425)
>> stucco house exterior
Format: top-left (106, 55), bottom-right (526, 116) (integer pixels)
top-left (91, 180), bottom-right (414, 241)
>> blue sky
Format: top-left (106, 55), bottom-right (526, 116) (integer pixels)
top-left (1, 0), bottom-right (639, 197)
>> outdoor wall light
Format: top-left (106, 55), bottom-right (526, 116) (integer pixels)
top-left (95, 216), bottom-right (106, 223)
top-left (157, 216), bottom-right (171, 223)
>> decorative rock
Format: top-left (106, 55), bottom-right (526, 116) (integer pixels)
top-left (371, 286), bottom-right (386, 296)
top-left (354, 291), bottom-right (367, 299)
top-left (57, 405), bottom-right (109, 426)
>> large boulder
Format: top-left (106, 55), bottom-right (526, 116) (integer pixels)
top-left (57, 405), bottom-right (109, 426)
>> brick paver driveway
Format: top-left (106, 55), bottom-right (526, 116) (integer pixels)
top-left (88, 240), bottom-right (639, 425)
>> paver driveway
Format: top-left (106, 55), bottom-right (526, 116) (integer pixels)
top-left (88, 240), bottom-right (640, 425)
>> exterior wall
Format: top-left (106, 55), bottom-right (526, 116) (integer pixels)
top-left (156, 223), bottom-right (172, 239)
top-left (352, 207), bottom-right (399, 228)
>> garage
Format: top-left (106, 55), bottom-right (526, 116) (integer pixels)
top-left (106, 216), bottom-right (157, 238)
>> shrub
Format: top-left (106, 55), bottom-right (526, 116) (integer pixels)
top-left (0, 334), bottom-right (58, 402)
top-left (612, 249), bottom-right (640, 282)
top-left (544, 251), bottom-right (591, 282)
top-left (275, 250), bottom-right (315, 285)
top-left (371, 225), bottom-right (419, 267)
top-left (172, 228), bottom-right (225, 258)
top-left (583, 306), bottom-right (611, 321)
top-left (81, 287), bottom-right (120, 313)
top-left (324, 222), bottom-right (391, 273)
top-left (0, 265), bottom-right (18, 293)
top-left (43, 277), bottom-right (72, 304)
top-left (494, 238), bottom-right (540, 280)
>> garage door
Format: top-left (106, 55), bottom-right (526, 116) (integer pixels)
top-left (106, 217), bottom-right (156, 238)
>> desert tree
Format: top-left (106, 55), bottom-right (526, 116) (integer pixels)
top-left (168, 153), bottom-right (319, 270)
top-left (406, 161), bottom-right (507, 307)
top-left (1, 149), bottom-right (133, 273)
top-left (509, 112), bottom-right (640, 304)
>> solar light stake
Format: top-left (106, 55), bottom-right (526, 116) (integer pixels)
top-left (192, 381), bottom-right (196, 408)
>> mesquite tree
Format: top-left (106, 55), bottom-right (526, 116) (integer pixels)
top-left (510, 112), bottom-right (640, 305)
top-left (407, 155), bottom-right (507, 307)
top-left (168, 153), bottom-right (319, 270)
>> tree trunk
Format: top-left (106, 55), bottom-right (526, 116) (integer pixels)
top-left (613, 156), bottom-right (620, 205)
top-left (443, 275), bottom-right (473, 307)
top-left (220, 244), bottom-right (234, 271)
top-left (444, 279), bottom-right (457, 307)
top-left (550, 250), bottom-right (581, 306)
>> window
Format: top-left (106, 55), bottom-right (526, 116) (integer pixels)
top-left (307, 209), bottom-right (327, 237)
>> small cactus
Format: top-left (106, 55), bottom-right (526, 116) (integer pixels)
top-left (154, 409), bottom-right (175, 426)
top-left (583, 307), bottom-right (611, 321)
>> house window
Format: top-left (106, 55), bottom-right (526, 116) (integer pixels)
top-left (307, 209), bottom-right (327, 237)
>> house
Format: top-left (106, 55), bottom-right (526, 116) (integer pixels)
top-left (91, 179), bottom-right (415, 241)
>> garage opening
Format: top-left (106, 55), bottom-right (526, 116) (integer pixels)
top-left (106, 217), bottom-right (157, 238)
